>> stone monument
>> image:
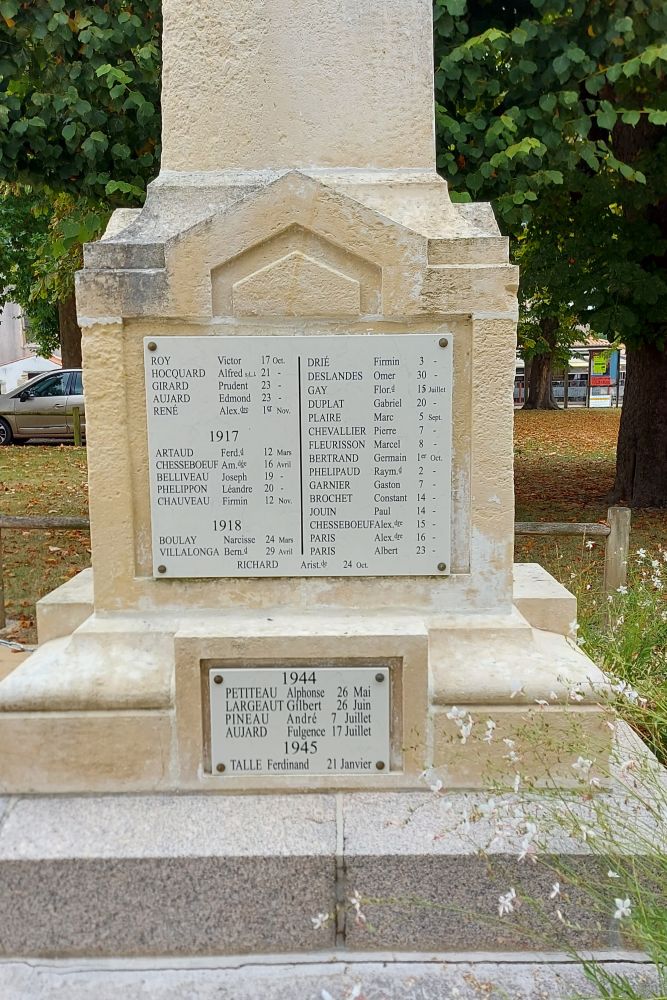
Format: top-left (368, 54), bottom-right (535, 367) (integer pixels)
top-left (0, 0), bottom-right (609, 799)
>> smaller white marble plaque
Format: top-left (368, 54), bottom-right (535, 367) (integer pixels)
top-left (209, 666), bottom-right (391, 776)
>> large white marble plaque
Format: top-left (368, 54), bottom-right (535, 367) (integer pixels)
top-left (145, 334), bottom-right (452, 577)
top-left (209, 666), bottom-right (391, 776)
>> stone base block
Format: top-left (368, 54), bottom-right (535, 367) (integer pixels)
top-left (0, 711), bottom-right (172, 794)
top-left (35, 567), bottom-right (94, 644)
top-left (0, 753), bottom-right (662, 957)
top-left (0, 795), bottom-right (336, 957)
top-left (0, 601), bottom-right (612, 792)
top-left (432, 704), bottom-right (613, 789)
top-left (513, 563), bottom-right (576, 637)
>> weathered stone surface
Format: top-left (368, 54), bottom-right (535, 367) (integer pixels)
top-left (35, 567), bottom-right (93, 644)
top-left (0, 781), bottom-right (661, 956)
top-left (0, 956), bottom-right (659, 1000)
top-left (513, 563), bottom-right (577, 636)
top-left (0, 796), bottom-right (336, 956)
top-left (160, 0), bottom-right (436, 173)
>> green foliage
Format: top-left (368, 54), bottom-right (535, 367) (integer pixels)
top-left (0, 0), bottom-right (161, 203)
top-left (434, 0), bottom-right (667, 350)
top-left (514, 216), bottom-right (581, 363)
top-left (0, 185), bottom-right (107, 356)
top-left (0, 2), bottom-right (156, 351)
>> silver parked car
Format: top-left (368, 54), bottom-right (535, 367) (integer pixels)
top-left (0, 369), bottom-right (85, 445)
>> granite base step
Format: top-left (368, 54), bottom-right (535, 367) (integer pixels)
top-left (0, 780), bottom-right (660, 958)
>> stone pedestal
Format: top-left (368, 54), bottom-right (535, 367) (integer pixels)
top-left (0, 0), bottom-right (610, 794)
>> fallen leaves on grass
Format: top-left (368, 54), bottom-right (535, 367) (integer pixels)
top-left (0, 446), bottom-right (90, 643)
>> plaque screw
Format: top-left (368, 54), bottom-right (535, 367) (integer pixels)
top-left (157, 565), bottom-right (167, 574)
top-left (214, 674), bottom-right (224, 685)
top-left (376, 761), bottom-right (386, 771)
top-left (439, 338), bottom-right (449, 348)
top-left (216, 763), bottom-right (226, 773)
top-left (375, 672), bottom-right (385, 683)
top-left (147, 341), bottom-right (157, 351)
top-left (437, 562), bottom-right (447, 573)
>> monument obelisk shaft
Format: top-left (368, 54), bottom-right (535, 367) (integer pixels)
top-left (160, 0), bottom-right (436, 174)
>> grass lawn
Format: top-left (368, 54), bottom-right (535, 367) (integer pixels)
top-left (514, 409), bottom-right (667, 620)
top-left (0, 445), bottom-right (90, 642)
top-left (0, 410), bottom-right (665, 642)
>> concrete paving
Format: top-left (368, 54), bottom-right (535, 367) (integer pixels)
top-left (0, 645), bottom-right (29, 683)
top-left (0, 953), bottom-right (659, 999)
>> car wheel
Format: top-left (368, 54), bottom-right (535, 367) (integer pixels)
top-left (0, 418), bottom-right (13, 445)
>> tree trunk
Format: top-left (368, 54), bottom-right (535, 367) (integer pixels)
top-left (523, 351), bottom-right (560, 409)
top-left (610, 344), bottom-right (667, 508)
top-left (58, 293), bottom-right (82, 368)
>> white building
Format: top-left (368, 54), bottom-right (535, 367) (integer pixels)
top-left (0, 302), bottom-right (60, 394)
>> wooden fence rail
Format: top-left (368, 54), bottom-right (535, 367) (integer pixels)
top-left (0, 507), bottom-right (631, 632)
top-left (516, 505), bottom-right (631, 599)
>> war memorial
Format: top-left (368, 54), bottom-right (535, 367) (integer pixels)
top-left (0, 1), bottom-right (658, 994)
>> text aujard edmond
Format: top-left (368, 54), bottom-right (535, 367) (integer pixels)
top-left (145, 334), bottom-right (453, 578)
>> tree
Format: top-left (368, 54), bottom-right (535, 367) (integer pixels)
top-left (434, 0), bottom-right (667, 506)
top-left (0, 0), bottom-right (161, 361)
top-left (0, 186), bottom-right (108, 365)
top-left (515, 208), bottom-right (582, 409)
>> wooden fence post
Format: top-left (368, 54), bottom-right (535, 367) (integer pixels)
top-left (72, 406), bottom-right (82, 447)
top-left (0, 529), bottom-right (4, 630)
top-left (603, 506), bottom-right (631, 597)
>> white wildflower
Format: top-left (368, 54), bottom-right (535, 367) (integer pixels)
top-left (636, 548), bottom-right (647, 561)
top-left (616, 585), bottom-right (628, 595)
top-left (569, 687), bottom-right (585, 703)
top-left (608, 870), bottom-right (620, 879)
top-left (458, 716), bottom-right (474, 744)
top-left (349, 890), bottom-right (367, 926)
top-left (571, 756), bottom-right (593, 780)
top-left (498, 887), bottom-right (517, 916)
top-left (519, 821), bottom-right (538, 862)
top-left (534, 698), bottom-right (549, 707)
top-left (585, 540), bottom-right (594, 550)
top-left (550, 882), bottom-right (561, 899)
top-left (447, 706), bottom-right (467, 721)
top-left (613, 898), bottom-right (632, 920)
top-left (311, 912), bottom-right (330, 930)
top-left (483, 722), bottom-right (496, 744)
top-left (611, 680), bottom-right (639, 703)
top-left (510, 681), bottom-right (525, 699)
top-left (513, 773), bottom-right (521, 793)
top-left (549, 690), bottom-right (559, 702)
top-left (651, 559), bottom-right (660, 570)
